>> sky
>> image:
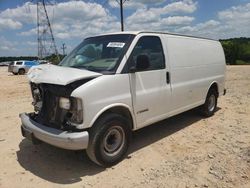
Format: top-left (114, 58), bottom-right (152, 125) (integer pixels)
top-left (0, 0), bottom-right (250, 56)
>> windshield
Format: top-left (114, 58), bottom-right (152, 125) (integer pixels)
top-left (59, 34), bottom-right (135, 74)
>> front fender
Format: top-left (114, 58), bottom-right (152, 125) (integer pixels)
top-left (89, 103), bottom-right (136, 130)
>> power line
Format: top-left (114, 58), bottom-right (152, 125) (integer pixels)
top-left (36, 0), bottom-right (59, 61)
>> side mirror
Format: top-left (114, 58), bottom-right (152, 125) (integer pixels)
top-left (136, 54), bottom-right (150, 71)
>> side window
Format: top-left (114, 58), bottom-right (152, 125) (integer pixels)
top-left (16, 61), bottom-right (23, 65)
top-left (129, 36), bottom-right (165, 71)
top-left (25, 62), bottom-right (30, 66)
top-left (25, 61), bottom-right (37, 66)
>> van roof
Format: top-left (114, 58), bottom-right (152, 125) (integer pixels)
top-left (91, 31), bottom-right (217, 42)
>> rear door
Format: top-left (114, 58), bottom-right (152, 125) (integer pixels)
top-left (127, 35), bottom-right (172, 128)
top-left (8, 62), bottom-right (14, 72)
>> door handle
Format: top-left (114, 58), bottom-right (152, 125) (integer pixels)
top-left (166, 72), bottom-right (170, 84)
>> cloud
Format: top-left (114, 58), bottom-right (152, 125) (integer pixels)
top-left (218, 3), bottom-right (250, 21)
top-left (19, 28), bottom-right (37, 36)
top-left (43, 1), bottom-right (120, 39)
top-left (161, 16), bottom-right (195, 26)
top-left (0, 36), bottom-right (39, 56)
top-left (175, 3), bottom-right (250, 39)
top-left (160, 0), bottom-right (197, 14)
top-left (176, 20), bottom-right (220, 33)
top-left (126, 0), bottom-right (197, 20)
top-left (175, 20), bottom-right (221, 38)
top-left (109, 0), bottom-right (165, 9)
top-left (0, 36), bottom-right (19, 55)
top-left (1, 1), bottom-right (120, 40)
top-left (0, 2), bottom-right (37, 24)
top-left (0, 0), bottom-right (198, 40)
top-left (125, 0), bottom-right (197, 31)
top-left (26, 41), bottom-right (37, 46)
top-left (0, 18), bottom-right (22, 30)
top-left (217, 3), bottom-right (250, 38)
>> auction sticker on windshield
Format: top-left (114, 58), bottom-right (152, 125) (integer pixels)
top-left (107, 42), bottom-right (125, 48)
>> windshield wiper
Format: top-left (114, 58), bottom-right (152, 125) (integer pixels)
top-left (70, 65), bottom-right (100, 72)
top-left (70, 65), bottom-right (87, 69)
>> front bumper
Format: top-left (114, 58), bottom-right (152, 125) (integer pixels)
top-left (19, 113), bottom-right (89, 150)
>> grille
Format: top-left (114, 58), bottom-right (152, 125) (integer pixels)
top-left (30, 83), bottom-right (67, 129)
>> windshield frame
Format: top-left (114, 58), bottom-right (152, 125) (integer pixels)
top-left (59, 34), bottom-right (135, 74)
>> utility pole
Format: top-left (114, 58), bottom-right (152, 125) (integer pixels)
top-left (61, 43), bottom-right (66, 56)
top-left (120, 0), bottom-right (124, 31)
top-left (116, 0), bottom-right (127, 31)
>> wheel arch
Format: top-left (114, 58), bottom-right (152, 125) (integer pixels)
top-left (89, 104), bottom-right (136, 130)
top-left (18, 68), bottom-right (25, 73)
top-left (207, 81), bottom-right (219, 97)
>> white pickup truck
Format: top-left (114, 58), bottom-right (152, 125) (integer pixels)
top-left (20, 31), bottom-right (226, 167)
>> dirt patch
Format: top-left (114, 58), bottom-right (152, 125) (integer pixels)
top-left (0, 66), bottom-right (249, 188)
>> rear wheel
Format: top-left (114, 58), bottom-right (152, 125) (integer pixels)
top-left (200, 88), bottom-right (218, 117)
top-left (18, 69), bottom-right (25, 75)
top-left (86, 113), bottom-right (131, 167)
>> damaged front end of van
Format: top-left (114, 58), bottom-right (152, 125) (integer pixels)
top-left (20, 64), bottom-right (101, 150)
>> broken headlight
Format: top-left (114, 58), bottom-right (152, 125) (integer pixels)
top-left (30, 83), bottom-right (43, 112)
top-left (59, 97), bottom-right (71, 110)
top-left (65, 97), bottom-right (83, 125)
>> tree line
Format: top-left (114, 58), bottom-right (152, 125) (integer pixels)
top-left (1, 37), bottom-right (250, 65)
top-left (0, 54), bottom-right (65, 64)
top-left (220, 37), bottom-right (250, 65)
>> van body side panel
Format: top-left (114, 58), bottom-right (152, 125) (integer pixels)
top-left (71, 74), bottom-right (134, 129)
top-left (165, 36), bottom-right (225, 112)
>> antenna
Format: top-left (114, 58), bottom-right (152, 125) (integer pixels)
top-left (36, 0), bottom-right (59, 61)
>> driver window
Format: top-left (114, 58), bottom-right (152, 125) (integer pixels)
top-left (129, 36), bottom-right (165, 71)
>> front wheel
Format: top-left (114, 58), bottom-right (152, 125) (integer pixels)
top-left (200, 88), bottom-right (218, 117)
top-left (86, 113), bottom-right (131, 167)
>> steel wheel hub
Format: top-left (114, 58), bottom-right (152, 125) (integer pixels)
top-left (103, 126), bottom-right (125, 155)
top-left (208, 95), bottom-right (216, 112)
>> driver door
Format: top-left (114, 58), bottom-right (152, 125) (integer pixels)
top-left (128, 35), bottom-right (172, 129)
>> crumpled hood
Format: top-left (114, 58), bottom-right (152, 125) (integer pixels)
top-left (27, 64), bottom-right (102, 85)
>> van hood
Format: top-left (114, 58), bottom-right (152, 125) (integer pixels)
top-left (27, 64), bottom-right (102, 85)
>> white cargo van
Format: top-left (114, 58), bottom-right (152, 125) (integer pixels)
top-left (20, 31), bottom-right (226, 166)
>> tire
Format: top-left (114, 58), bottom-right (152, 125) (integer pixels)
top-left (200, 88), bottom-right (218, 117)
top-left (86, 113), bottom-right (132, 167)
top-left (18, 69), bottom-right (25, 75)
top-left (12, 72), bottom-right (18, 75)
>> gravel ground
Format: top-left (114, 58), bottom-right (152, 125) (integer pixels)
top-left (0, 65), bottom-right (249, 188)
